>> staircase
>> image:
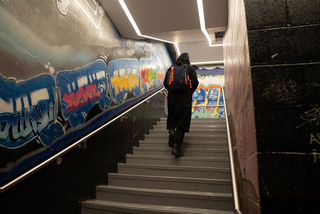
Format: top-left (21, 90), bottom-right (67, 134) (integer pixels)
top-left (82, 118), bottom-right (235, 214)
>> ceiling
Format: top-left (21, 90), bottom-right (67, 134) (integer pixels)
top-left (100, 0), bottom-right (228, 65)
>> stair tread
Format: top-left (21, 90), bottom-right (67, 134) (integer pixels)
top-left (82, 116), bottom-right (235, 213)
top-left (118, 163), bottom-right (231, 172)
top-left (82, 200), bottom-right (234, 214)
top-left (140, 140), bottom-right (228, 144)
top-left (127, 154), bottom-right (230, 161)
top-left (134, 147), bottom-right (228, 152)
top-left (109, 173), bottom-right (231, 184)
top-left (97, 185), bottom-right (233, 200)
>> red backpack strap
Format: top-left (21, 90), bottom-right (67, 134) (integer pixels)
top-left (168, 66), bottom-right (175, 87)
top-left (183, 65), bottom-right (192, 89)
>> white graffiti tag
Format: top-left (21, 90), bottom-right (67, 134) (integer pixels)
top-left (297, 107), bottom-right (320, 128)
top-left (75, 0), bottom-right (105, 29)
top-left (312, 150), bottom-right (320, 163)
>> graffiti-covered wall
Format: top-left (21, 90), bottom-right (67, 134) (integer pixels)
top-left (192, 66), bottom-right (225, 118)
top-left (0, 0), bottom-right (172, 187)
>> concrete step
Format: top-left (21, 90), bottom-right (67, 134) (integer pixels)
top-left (133, 147), bottom-right (229, 157)
top-left (126, 154), bottom-right (231, 168)
top-left (82, 200), bottom-right (235, 214)
top-left (95, 186), bottom-right (234, 211)
top-left (158, 118), bottom-right (226, 123)
top-left (81, 117), bottom-right (234, 214)
top-left (150, 127), bottom-right (227, 134)
top-left (157, 118), bottom-right (226, 125)
top-left (155, 123), bottom-right (227, 129)
top-left (139, 141), bottom-right (228, 149)
top-left (117, 163), bottom-right (232, 180)
top-left (108, 173), bottom-right (232, 193)
top-left (145, 133), bottom-right (227, 140)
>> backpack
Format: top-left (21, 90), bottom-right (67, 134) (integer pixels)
top-left (167, 63), bottom-right (192, 91)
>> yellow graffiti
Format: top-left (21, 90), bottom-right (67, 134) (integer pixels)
top-left (111, 73), bottom-right (139, 94)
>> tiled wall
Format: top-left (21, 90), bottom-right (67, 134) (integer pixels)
top-left (223, 0), bottom-right (260, 213)
top-left (245, 0), bottom-right (320, 213)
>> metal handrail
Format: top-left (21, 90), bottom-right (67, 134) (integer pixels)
top-left (0, 88), bottom-right (165, 192)
top-left (192, 105), bottom-right (224, 107)
top-left (222, 88), bottom-right (241, 213)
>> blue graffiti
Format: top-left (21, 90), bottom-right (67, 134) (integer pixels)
top-left (0, 75), bottom-right (64, 149)
top-left (207, 88), bottom-right (219, 106)
top-left (192, 88), bottom-right (207, 105)
top-left (55, 59), bottom-right (111, 127)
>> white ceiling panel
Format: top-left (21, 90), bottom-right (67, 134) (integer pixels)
top-left (100, 0), bottom-right (228, 65)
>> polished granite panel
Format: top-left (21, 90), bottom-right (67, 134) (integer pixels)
top-left (286, 0), bottom-right (320, 26)
top-left (255, 105), bottom-right (320, 153)
top-left (258, 153), bottom-right (320, 213)
top-left (248, 25), bottom-right (320, 66)
top-left (245, 0), bottom-right (320, 30)
top-left (245, 0), bottom-right (286, 30)
top-left (251, 64), bottom-right (320, 106)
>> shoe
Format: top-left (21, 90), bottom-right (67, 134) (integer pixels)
top-left (171, 141), bottom-right (183, 157)
top-left (168, 129), bottom-right (175, 148)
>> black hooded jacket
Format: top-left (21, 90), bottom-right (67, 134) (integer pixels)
top-left (164, 53), bottom-right (199, 132)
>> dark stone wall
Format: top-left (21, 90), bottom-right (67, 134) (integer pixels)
top-left (223, 0), bottom-right (260, 213)
top-left (244, 0), bottom-right (320, 213)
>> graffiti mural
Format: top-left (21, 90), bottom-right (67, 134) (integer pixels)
top-left (56, 59), bottom-right (111, 128)
top-left (140, 58), bottom-right (165, 92)
top-left (0, 0), bottom-right (172, 187)
top-left (0, 74), bottom-right (64, 149)
top-left (109, 59), bottom-right (140, 104)
top-left (192, 67), bottom-right (225, 118)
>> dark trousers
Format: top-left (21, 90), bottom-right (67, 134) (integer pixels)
top-left (174, 128), bottom-right (185, 143)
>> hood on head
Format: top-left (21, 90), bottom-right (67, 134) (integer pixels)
top-left (178, 53), bottom-right (189, 61)
top-left (177, 53), bottom-right (190, 65)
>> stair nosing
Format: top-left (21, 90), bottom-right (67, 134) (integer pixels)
top-left (134, 147), bottom-right (229, 152)
top-left (126, 154), bottom-right (230, 162)
top-left (108, 173), bottom-right (232, 185)
top-left (97, 185), bottom-right (233, 201)
top-left (82, 200), bottom-right (234, 214)
top-left (118, 163), bottom-right (231, 173)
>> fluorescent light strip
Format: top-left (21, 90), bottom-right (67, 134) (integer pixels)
top-left (210, 43), bottom-right (223, 47)
top-left (192, 60), bottom-right (224, 65)
top-left (118, 0), bottom-right (141, 35)
top-left (197, 0), bottom-right (223, 47)
top-left (119, 0), bottom-right (172, 44)
top-left (197, 0), bottom-right (211, 45)
top-left (175, 42), bottom-right (181, 56)
top-left (119, 0), bottom-right (220, 65)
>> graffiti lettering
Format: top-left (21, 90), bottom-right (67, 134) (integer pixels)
top-left (263, 79), bottom-right (299, 103)
top-left (157, 72), bottom-right (165, 80)
top-left (0, 102), bottom-right (57, 148)
top-left (312, 150), bottom-right (320, 163)
top-left (141, 67), bottom-right (150, 88)
top-left (310, 133), bottom-right (320, 145)
top-left (62, 84), bottom-right (101, 116)
top-left (141, 67), bottom-right (157, 89)
top-left (297, 107), bottom-right (320, 128)
top-left (150, 68), bottom-right (157, 84)
top-left (111, 73), bottom-right (139, 94)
